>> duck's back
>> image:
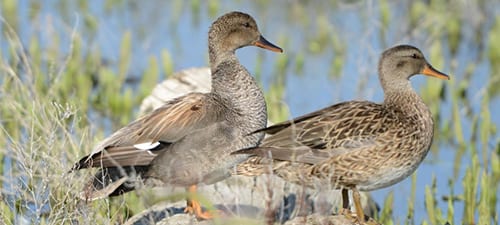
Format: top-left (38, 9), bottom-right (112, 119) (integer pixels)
top-left (146, 62), bottom-right (268, 186)
top-left (260, 101), bottom-right (394, 150)
top-left (236, 99), bottom-right (435, 191)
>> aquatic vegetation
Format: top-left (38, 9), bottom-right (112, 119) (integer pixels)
top-left (0, 0), bottom-right (498, 224)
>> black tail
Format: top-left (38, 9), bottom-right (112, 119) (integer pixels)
top-left (82, 166), bottom-right (150, 201)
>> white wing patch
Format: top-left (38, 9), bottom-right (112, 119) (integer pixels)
top-left (133, 142), bottom-right (161, 151)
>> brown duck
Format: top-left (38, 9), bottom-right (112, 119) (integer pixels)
top-left (233, 45), bottom-right (449, 222)
top-left (72, 11), bottom-right (282, 219)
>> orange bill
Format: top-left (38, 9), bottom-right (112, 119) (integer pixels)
top-left (422, 64), bottom-right (450, 80)
top-left (254, 35), bottom-right (283, 53)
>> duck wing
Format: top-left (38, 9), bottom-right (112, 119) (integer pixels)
top-left (235, 101), bottom-right (391, 165)
top-left (73, 92), bottom-right (221, 170)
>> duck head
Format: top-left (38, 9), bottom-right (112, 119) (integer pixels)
top-left (378, 45), bottom-right (449, 91)
top-left (208, 11), bottom-right (282, 68)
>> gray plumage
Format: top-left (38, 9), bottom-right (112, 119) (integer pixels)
top-left (72, 11), bottom-right (282, 200)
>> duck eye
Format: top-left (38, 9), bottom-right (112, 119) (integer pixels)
top-left (243, 22), bottom-right (251, 28)
top-left (411, 53), bottom-right (418, 59)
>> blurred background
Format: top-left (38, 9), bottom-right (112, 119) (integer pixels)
top-left (0, 0), bottom-right (499, 224)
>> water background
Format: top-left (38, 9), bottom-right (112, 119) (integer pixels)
top-left (1, 0), bottom-right (499, 224)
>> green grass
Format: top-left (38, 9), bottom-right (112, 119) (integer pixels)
top-left (0, 9), bottom-right (153, 224)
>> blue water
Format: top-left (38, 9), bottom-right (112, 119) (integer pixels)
top-left (1, 0), bottom-right (499, 224)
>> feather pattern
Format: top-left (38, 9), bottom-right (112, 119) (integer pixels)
top-left (73, 93), bottom-right (215, 169)
top-left (234, 45), bottom-right (449, 193)
top-left (72, 11), bottom-right (282, 200)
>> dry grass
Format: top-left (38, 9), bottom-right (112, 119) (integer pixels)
top-left (0, 1), bottom-right (498, 225)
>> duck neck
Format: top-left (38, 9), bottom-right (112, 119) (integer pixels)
top-left (379, 66), bottom-right (425, 116)
top-left (208, 35), bottom-right (237, 72)
top-left (209, 49), bottom-right (267, 135)
top-left (383, 81), bottom-right (432, 124)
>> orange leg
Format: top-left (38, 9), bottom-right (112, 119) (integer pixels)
top-left (352, 188), bottom-right (366, 222)
top-left (184, 185), bottom-right (218, 220)
top-left (338, 188), bottom-right (367, 223)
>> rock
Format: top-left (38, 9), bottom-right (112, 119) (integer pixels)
top-left (139, 67), bottom-right (211, 114)
top-left (284, 213), bottom-right (381, 225)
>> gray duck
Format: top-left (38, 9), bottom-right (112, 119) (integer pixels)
top-left (233, 45), bottom-right (449, 222)
top-left (72, 11), bottom-right (282, 219)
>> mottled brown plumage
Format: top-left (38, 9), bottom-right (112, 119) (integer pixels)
top-left (233, 45), bottom-right (449, 222)
top-left (72, 11), bottom-right (282, 219)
